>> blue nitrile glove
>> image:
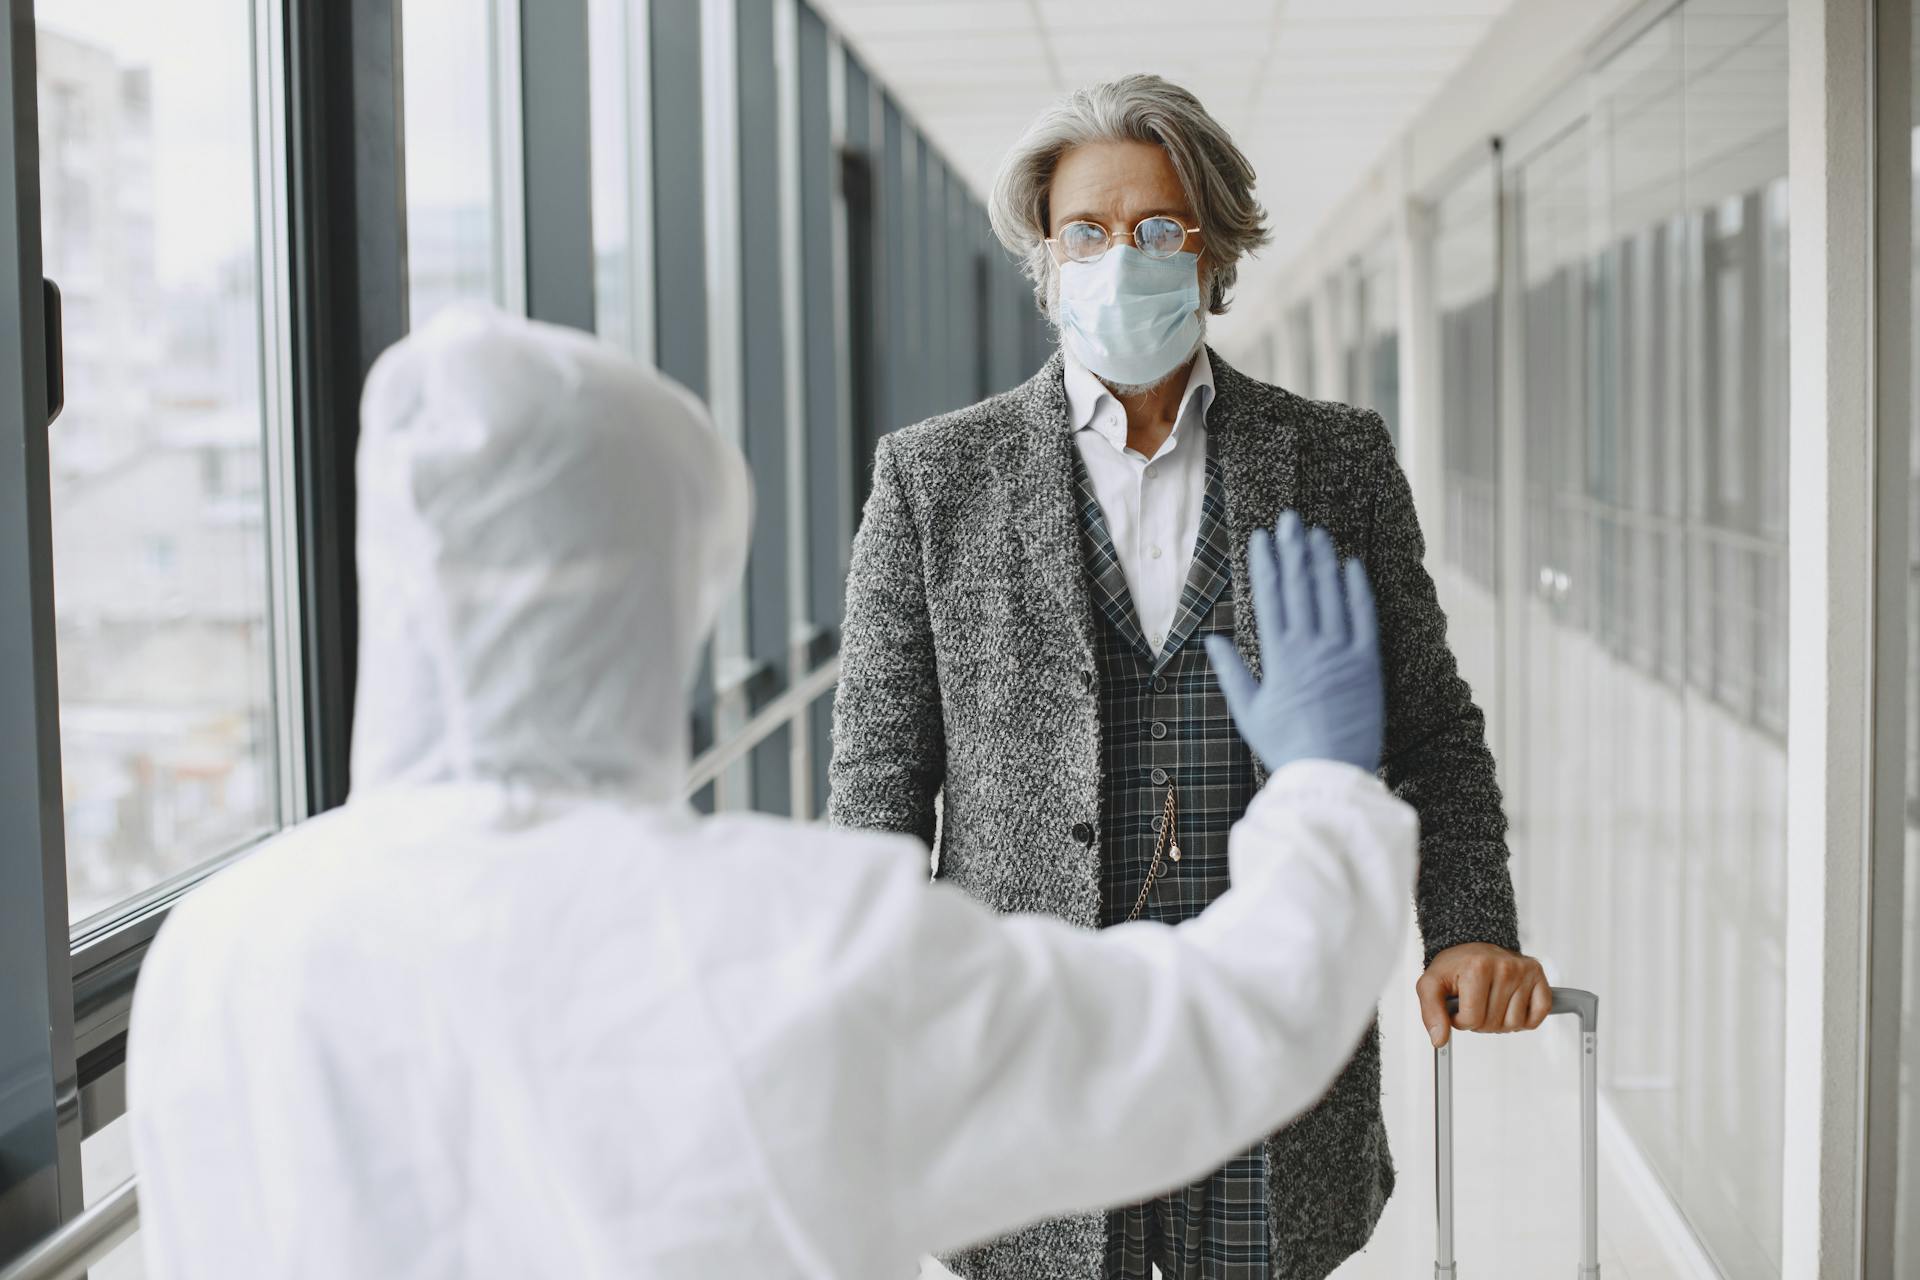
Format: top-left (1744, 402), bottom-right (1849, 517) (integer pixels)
top-left (1203, 510), bottom-right (1384, 773)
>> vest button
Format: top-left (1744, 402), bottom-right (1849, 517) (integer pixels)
top-left (1150, 721), bottom-right (1168, 740)
top-left (1071, 821), bottom-right (1094, 845)
top-left (1151, 767), bottom-right (1168, 786)
top-left (1152, 676), bottom-right (1169, 693)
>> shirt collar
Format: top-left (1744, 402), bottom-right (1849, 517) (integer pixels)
top-left (1062, 345), bottom-right (1215, 452)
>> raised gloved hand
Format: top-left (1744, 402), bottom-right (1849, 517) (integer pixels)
top-left (1203, 510), bottom-right (1384, 774)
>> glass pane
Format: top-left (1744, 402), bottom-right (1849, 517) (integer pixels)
top-left (80, 1115), bottom-right (144, 1279)
top-left (1509, 4), bottom-right (1790, 1274)
top-left (1323, 264), bottom-right (1351, 405)
top-left (1285, 299), bottom-right (1314, 396)
top-left (1430, 162), bottom-right (1501, 732)
top-left (881, 97), bottom-right (908, 432)
top-left (587, 0), bottom-right (636, 356)
top-left (1361, 238), bottom-right (1400, 445)
top-left (796, 0), bottom-right (842, 648)
top-left (1896, 3), bottom-right (1920, 1269)
top-left (1513, 114), bottom-right (1604, 1120)
top-left (1677, 5), bottom-right (1789, 1272)
top-left (402, 0), bottom-right (502, 325)
top-left (736, 0), bottom-right (792, 813)
top-left (39, 0), bottom-right (281, 924)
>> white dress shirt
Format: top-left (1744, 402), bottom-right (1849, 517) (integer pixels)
top-left (1064, 346), bottom-right (1215, 654)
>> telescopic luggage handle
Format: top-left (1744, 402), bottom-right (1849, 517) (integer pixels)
top-left (1434, 987), bottom-right (1599, 1279)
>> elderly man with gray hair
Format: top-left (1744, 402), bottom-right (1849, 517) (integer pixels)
top-left (830, 75), bottom-right (1549, 1280)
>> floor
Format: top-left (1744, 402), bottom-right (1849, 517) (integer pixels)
top-left (921, 925), bottom-right (1711, 1280)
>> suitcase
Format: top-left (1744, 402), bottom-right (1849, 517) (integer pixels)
top-left (1433, 987), bottom-right (1600, 1279)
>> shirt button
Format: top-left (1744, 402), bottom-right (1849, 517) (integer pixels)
top-left (1153, 676), bottom-right (1169, 693)
top-left (1146, 466), bottom-right (1158, 479)
top-left (1150, 545), bottom-right (1163, 559)
top-left (1151, 767), bottom-right (1169, 785)
top-left (1150, 722), bottom-right (1168, 740)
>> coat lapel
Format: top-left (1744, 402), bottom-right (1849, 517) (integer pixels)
top-left (1071, 455), bottom-right (1153, 660)
top-left (1207, 347), bottom-right (1298, 681)
top-left (1001, 351), bottom-right (1099, 663)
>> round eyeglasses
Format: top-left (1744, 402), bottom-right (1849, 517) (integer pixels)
top-left (1046, 215), bottom-right (1201, 264)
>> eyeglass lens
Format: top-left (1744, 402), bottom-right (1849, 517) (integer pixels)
top-left (1059, 216), bottom-right (1189, 262)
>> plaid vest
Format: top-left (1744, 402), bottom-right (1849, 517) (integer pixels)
top-left (1074, 446), bottom-right (1269, 1280)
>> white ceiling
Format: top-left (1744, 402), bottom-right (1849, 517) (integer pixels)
top-left (810, 0), bottom-right (1520, 276)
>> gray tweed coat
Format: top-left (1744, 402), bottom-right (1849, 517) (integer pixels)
top-left (828, 347), bottom-right (1520, 1280)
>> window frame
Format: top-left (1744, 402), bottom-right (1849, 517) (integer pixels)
top-left (1865, 0), bottom-right (1916, 1271)
top-left (0, 0), bottom-right (83, 1245)
top-left (59, 0), bottom-right (412, 1149)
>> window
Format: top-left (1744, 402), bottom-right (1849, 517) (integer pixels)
top-left (38, 0), bottom-right (289, 925)
top-left (402, 0), bottom-right (513, 325)
top-left (79, 1116), bottom-right (142, 1279)
top-left (1327, 259), bottom-right (1363, 405)
top-left (796, 0), bottom-right (844, 815)
top-left (587, 0), bottom-right (649, 360)
top-left (1497, 6), bottom-right (1791, 1273)
top-left (1360, 240), bottom-right (1400, 445)
top-left (843, 56), bottom-right (881, 514)
top-left (1891, 3), bottom-right (1920, 1268)
top-left (735, 0), bottom-right (795, 813)
top-left (1284, 299), bottom-right (1315, 396)
top-left (1433, 162), bottom-right (1500, 597)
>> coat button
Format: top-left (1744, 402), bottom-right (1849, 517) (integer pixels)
top-left (1151, 767), bottom-right (1168, 786)
top-left (1150, 721), bottom-right (1168, 740)
top-left (1080, 669), bottom-right (1094, 691)
top-left (1071, 821), bottom-right (1094, 845)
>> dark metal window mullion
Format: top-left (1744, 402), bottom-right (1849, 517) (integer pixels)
top-left (519, 0), bottom-right (594, 332)
top-left (0, 0), bottom-right (84, 1255)
top-left (285, 0), bottom-right (410, 816)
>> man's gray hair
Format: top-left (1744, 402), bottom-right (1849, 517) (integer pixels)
top-left (989, 74), bottom-right (1271, 316)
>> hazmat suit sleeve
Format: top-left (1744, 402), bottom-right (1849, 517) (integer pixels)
top-left (864, 757), bottom-right (1417, 1257)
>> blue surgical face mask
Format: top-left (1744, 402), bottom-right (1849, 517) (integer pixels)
top-left (1056, 246), bottom-right (1203, 387)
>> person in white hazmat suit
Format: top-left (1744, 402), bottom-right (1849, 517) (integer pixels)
top-left (127, 306), bottom-right (1417, 1280)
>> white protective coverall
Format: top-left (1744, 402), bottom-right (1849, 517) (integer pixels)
top-left (128, 306), bottom-right (1419, 1280)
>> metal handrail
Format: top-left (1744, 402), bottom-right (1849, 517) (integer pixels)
top-left (684, 654), bottom-right (840, 795)
top-left (0, 1178), bottom-right (138, 1280)
top-left (0, 658), bottom-right (843, 1280)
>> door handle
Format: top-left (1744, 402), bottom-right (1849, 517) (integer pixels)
top-left (43, 277), bottom-right (63, 427)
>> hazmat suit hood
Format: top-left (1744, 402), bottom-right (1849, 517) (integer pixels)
top-left (349, 306), bottom-right (751, 803)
